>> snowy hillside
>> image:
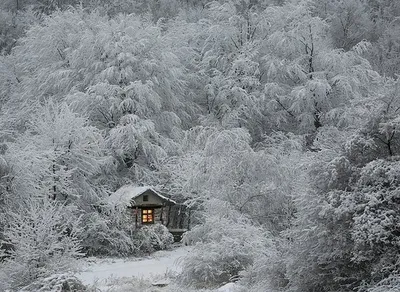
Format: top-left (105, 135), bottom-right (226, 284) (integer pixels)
top-left (0, 0), bottom-right (399, 291)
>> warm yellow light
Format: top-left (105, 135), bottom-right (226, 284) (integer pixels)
top-left (142, 209), bottom-right (154, 223)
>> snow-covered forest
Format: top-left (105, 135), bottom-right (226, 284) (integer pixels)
top-left (0, 0), bottom-right (399, 291)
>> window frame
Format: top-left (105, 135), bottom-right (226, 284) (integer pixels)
top-left (141, 208), bottom-right (154, 224)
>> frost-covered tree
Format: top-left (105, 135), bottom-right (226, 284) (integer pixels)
top-left (4, 101), bottom-right (108, 203)
top-left (345, 77), bottom-right (400, 163)
top-left (1, 0), bottom-right (399, 291)
top-left (171, 10), bottom-right (277, 161)
top-left (180, 202), bottom-right (276, 288)
top-left (3, 7), bottom-right (197, 184)
top-left (0, 0), bottom-right (80, 13)
top-left (313, 0), bottom-right (400, 77)
top-left (286, 90), bottom-right (400, 291)
top-left (261, 0), bottom-right (377, 139)
top-left (178, 1), bottom-right (274, 138)
top-left (165, 127), bottom-right (303, 232)
top-left (0, 100), bottom-right (129, 257)
top-left (365, 0), bottom-right (400, 76)
top-left (0, 198), bottom-right (82, 291)
top-left (0, 8), bottom-right (37, 54)
top-left (164, 126), bottom-right (305, 288)
top-left (313, 0), bottom-right (373, 51)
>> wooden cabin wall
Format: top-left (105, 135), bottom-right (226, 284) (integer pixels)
top-left (128, 207), bottom-right (167, 227)
top-left (154, 208), bottom-right (164, 224)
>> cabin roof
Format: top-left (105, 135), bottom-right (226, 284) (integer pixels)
top-left (108, 185), bottom-right (176, 207)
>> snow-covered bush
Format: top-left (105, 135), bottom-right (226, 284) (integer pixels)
top-left (350, 158), bottom-right (400, 281)
top-left (179, 201), bottom-right (274, 288)
top-left (81, 207), bottom-right (173, 256)
top-left (360, 274), bottom-right (400, 292)
top-left (88, 275), bottom-right (224, 292)
top-left (238, 239), bottom-right (287, 291)
top-left (0, 8), bottom-right (37, 55)
top-left (19, 273), bottom-right (87, 292)
top-left (0, 198), bottom-right (83, 290)
top-left (286, 150), bottom-right (400, 291)
top-left (134, 223), bottom-right (174, 253)
top-left (80, 207), bottom-right (138, 256)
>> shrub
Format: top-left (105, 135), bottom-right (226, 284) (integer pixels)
top-left (19, 273), bottom-right (87, 292)
top-left (0, 198), bottom-right (83, 290)
top-left (360, 274), bottom-right (400, 292)
top-left (80, 206), bottom-right (138, 256)
top-left (134, 223), bottom-right (174, 253)
top-left (80, 207), bottom-right (173, 256)
top-left (179, 205), bottom-right (275, 288)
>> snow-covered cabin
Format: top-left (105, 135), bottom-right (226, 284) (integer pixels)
top-left (108, 185), bottom-right (176, 227)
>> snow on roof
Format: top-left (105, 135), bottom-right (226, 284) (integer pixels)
top-left (108, 185), bottom-right (176, 207)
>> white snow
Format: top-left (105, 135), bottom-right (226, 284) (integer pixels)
top-left (108, 185), bottom-right (176, 207)
top-left (75, 245), bottom-right (242, 291)
top-left (217, 282), bottom-right (238, 292)
top-left (76, 245), bottom-right (191, 289)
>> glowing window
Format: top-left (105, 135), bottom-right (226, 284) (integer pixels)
top-left (142, 209), bottom-right (154, 224)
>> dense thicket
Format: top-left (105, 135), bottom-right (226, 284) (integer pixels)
top-left (0, 0), bottom-right (399, 291)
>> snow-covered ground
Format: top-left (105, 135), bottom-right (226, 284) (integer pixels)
top-left (76, 245), bottom-right (191, 289)
top-left (75, 245), bottom-right (239, 292)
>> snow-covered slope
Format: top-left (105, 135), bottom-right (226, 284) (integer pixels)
top-left (75, 245), bottom-right (240, 292)
top-left (76, 245), bottom-right (191, 287)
